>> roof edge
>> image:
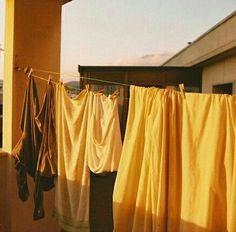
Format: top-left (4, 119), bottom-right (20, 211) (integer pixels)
top-left (62, 0), bottom-right (72, 5)
top-left (78, 65), bottom-right (200, 74)
top-left (162, 10), bottom-right (236, 66)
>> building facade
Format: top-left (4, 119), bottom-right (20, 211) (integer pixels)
top-left (163, 11), bottom-right (236, 94)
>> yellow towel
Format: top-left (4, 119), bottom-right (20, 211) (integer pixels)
top-left (87, 92), bottom-right (122, 173)
top-left (113, 85), bottom-right (236, 232)
top-left (54, 83), bottom-right (90, 232)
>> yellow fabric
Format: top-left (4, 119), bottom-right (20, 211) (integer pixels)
top-left (54, 83), bottom-right (90, 232)
top-left (87, 92), bottom-right (122, 173)
top-left (113, 85), bottom-right (236, 232)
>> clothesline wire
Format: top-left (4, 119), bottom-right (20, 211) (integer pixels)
top-left (15, 66), bottom-right (131, 87)
top-left (15, 66), bottom-right (188, 98)
top-left (14, 65), bottom-right (189, 100)
top-left (31, 74), bottom-right (58, 85)
top-left (80, 76), bottom-right (130, 87)
top-left (15, 66), bottom-right (78, 77)
top-left (16, 66), bottom-right (130, 100)
top-left (32, 74), bottom-right (83, 93)
top-left (32, 73), bottom-right (130, 100)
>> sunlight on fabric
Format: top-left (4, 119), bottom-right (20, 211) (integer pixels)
top-left (113, 86), bottom-right (236, 232)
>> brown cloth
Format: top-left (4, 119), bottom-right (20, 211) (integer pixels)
top-left (12, 77), bottom-right (57, 220)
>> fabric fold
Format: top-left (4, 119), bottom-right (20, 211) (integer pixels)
top-left (54, 83), bottom-right (90, 232)
top-left (113, 86), bottom-right (168, 232)
top-left (113, 85), bottom-right (236, 232)
top-left (87, 92), bottom-right (122, 173)
top-left (12, 77), bottom-right (57, 220)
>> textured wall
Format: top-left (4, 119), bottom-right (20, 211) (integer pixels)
top-left (202, 55), bottom-right (236, 93)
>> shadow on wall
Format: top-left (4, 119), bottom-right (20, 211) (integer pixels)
top-left (3, 156), bottom-right (59, 232)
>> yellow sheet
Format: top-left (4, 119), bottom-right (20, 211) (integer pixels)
top-left (113, 85), bottom-right (236, 232)
top-left (54, 83), bottom-right (90, 232)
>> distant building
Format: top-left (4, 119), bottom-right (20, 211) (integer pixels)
top-left (163, 11), bottom-right (236, 94)
top-left (64, 80), bottom-right (81, 96)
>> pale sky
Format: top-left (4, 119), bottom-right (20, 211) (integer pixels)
top-left (0, 0), bottom-right (236, 77)
top-left (0, 0), bottom-right (4, 79)
top-left (60, 0), bottom-right (236, 73)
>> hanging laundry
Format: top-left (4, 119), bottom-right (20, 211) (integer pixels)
top-left (113, 85), bottom-right (236, 232)
top-left (87, 91), bottom-right (122, 173)
top-left (167, 92), bottom-right (236, 232)
top-left (12, 77), bottom-right (57, 220)
top-left (113, 86), bottom-right (168, 232)
top-left (54, 83), bottom-right (90, 232)
top-left (34, 81), bottom-right (57, 219)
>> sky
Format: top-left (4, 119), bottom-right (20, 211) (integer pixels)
top-left (0, 0), bottom-right (4, 79)
top-left (0, 0), bottom-right (236, 77)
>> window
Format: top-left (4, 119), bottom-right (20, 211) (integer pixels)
top-left (213, 83), bottom-right (233, 95)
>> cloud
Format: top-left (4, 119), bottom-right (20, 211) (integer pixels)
top-left (60, 52), bottom-right (176, 81)
top-left (115, 52), bottom-right (174, 66)
top-left (141, 54), bottom-right (155, 59)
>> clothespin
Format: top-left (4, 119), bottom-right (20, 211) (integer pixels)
top-left (97, 88), bottom-right (105, 93)
top-left (48, 75), bottom-right (52, 84)
top-left (27, 68), bottom-right (33, 79)
top-left (15, 65), bottom-right (22, 71)
top-left (23, 66), bottom-right (29, 75)
top-left (85, 84), bottom-right (90, 91)
top-left (179, 83), bottom-right (186, 98)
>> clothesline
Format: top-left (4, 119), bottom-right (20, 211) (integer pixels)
top-left (81, 76), bottom-right (130, 87)
top-left (15, 66), bottom-right (131, 87)
top-left (15, 66), bottom-right (78, 77)
top-left (14, 65), bottom-right (186, 98)
top-left (15, 66), bottom-right (130, 100)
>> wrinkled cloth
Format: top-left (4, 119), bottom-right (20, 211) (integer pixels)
top-left (34, 81), bottom-right (57, 219)
top-left (87, 92), bottom-right (122, 173)
top-left (12, 77), bottom-right (57, 220)
top-left (113, 85), bottom-right (236, 232)
top-left (54, 83), bottom-right (90, 232)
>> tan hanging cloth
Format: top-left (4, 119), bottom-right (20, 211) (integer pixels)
top-left (54, 83), bottom-right (90, 232)
top-left (113, 85), bottom-right (236, 232)
top-left (87, 91), bottom-right (122, 173)
top-left (35, 81), bottom-right (57, 177)
top-left (12, 77), bottom-right (57, 220)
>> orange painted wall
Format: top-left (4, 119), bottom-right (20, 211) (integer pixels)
top-left (2, 0), bottom-right (64, 231)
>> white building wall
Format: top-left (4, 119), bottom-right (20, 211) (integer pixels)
top-left (202, 54), bottom-right (236, 93)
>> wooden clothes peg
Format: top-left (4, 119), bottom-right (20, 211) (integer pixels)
top-left (27, 68), bottom-right (33, 78)
top-left (85, 84), bottom-right (90, 91)
top-left (48, 75), bottom-right (53, 84)
top-left (179, 83), bottom-right (186, 98)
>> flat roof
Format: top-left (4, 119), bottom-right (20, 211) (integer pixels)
top-left (162, 10), bottom-right (236, 65)
top-left (78, 65), bottom-right (199, 73)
